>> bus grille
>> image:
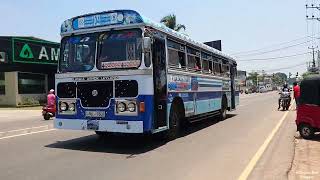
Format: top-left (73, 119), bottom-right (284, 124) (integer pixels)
top-left (77, 81), bottom-right (113, 107)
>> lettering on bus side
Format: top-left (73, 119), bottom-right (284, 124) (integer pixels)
top-left (73, 76), bottom-right (119, 81)
top-left (168, 75), bottom-right (191, 91)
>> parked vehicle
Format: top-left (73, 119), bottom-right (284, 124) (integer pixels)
top-left (296, 75), bottom-right (320, 139)
top-left (258, 86), bottom-right (266, 93)
top-left (42, 104), bottom-right (56, 120)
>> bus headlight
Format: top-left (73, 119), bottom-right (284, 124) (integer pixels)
top-left (115, 100), bottom-right (138, 116)
top-left (117, 102), bottom-right (126, 112)
top-left (127, 102), bottom-right (136, 112)
top-left (58, 99), bottom-right (77, 115)
top-left (59, 102), bottom-right (68, 111)
top-left (69, 103), bottom-right (75, 111)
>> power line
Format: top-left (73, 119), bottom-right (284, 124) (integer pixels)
top-left (231, 34), bottom-right (318, 56)
top-left (264, 62), bottom-right (307, 72)
top-left (234, 40), bottom-right (313, 57)
top-left (238, 52), bottom-right (311, 62)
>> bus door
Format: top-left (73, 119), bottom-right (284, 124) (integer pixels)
top-left (152, 37), bottom-right (168, 129)
top-left (230, 65), bottom-right (236, 110)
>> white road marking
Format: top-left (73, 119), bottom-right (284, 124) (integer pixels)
top-left (237, 105), bottom-right (292, 180)
top-left (0, 125), bottom-right (51, 134)
top-left (0, 129), bottom-right (56, 140)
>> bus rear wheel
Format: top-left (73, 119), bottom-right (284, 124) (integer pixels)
top-left (219, 97), bottom-right (227, 121)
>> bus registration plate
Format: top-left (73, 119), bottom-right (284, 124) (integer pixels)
top-left (85, 111), bottom-right (105, 118)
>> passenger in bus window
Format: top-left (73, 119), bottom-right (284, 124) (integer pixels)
top-left (178, 52), bottom-right (185, 68)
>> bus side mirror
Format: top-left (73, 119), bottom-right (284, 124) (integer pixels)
top-left (143, 37), bottom-right (152, 52)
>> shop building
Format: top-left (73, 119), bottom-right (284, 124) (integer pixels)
top-left (0, 36), bottom-right (59, 106)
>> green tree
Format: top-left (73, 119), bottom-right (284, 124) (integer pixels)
top-left (302, 71), bottom-right (317, 79)
top-left (274, 72), bottom-right (287, 81)
top-left (160, 14), bottom-right (186, 31)
top-left (271, 74), bottom-right (285, 86)
top-left (247, 72), bottom-right (259, 86)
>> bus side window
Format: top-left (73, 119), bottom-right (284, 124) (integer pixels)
top-left (208, 60), bottom-right (213, 74)
top-left (202, 60), bottom-right (209, 73)
top-left (213, 62), bottom-right (219, 75)
top-left (178, 51), bottom-right (186, 68)
top-left (187, 55), bottom-right (196, 70)
top-left (226, 65), bottom-right (230, 77)
top-left (195, 57), bottom-right (201, 71)
top-left (168, 49), bottom-right (180, 68)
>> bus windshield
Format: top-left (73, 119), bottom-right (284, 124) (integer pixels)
top-left (59, 34), bottom-right (97, 72)
top-left (97, 29), bottom-right (142, 70)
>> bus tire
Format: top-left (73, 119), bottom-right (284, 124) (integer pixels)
top-left (299, 123), bottom-right (314, 139)
top-left (158, 104), bottom-right (181, 141)
top-left (219, 96), bottom-right (227, 121)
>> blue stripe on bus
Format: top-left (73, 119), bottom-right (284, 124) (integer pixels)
top-left (198, 84), bottom-right (222, 88)
top-left (168, 91), bottom-right (224, 103)
top-left (197, 79), bottom-right (223, 84)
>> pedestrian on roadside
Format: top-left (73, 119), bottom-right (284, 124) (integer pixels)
top-left (293, 82), bottom-right (300, 108)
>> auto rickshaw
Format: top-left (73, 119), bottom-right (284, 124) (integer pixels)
top-left (296, 75), bottom-right (320, 139)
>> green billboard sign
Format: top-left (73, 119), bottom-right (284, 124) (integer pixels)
top-left (12, 38), bottom-right (60, 65)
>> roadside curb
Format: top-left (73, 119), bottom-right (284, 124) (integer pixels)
top-left (289, 134), bottom-right (320, 180)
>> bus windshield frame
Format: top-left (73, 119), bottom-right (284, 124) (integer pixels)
top-left (59, 29), bottom-right (143, 73)
top-left (59, 33), bottom-right (98, 73)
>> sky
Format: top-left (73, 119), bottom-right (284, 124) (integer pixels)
top-left (0, 0), bottom-right (316, 76)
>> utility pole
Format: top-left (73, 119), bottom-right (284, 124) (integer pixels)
top-left (308, 46), bottom-right (317, 67)
top-left (306, 3), bottom-right (320, 72)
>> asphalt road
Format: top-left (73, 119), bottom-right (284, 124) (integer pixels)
top-left (0, 92), bottom-right (297, 180)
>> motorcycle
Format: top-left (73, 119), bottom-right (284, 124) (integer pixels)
top-left (279, 91), bottom-right (291, 111)
top-left (42, 104), bottom-right (56, 120)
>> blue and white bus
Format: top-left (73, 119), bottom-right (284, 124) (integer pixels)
top-left (55, 10), bottom-right (239, 139)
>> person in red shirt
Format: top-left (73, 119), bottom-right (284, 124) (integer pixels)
top-left (293, 82), bottom-right (300, 108)
top-left (47, 89), bottom-right (56, 109)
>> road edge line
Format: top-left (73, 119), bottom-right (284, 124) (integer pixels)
top-left (0, 129), bottom-right (56, 140)
top-left (238, 106), bottom-right (292, 180)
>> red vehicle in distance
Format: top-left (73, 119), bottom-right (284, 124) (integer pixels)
top-left (296, 75), bottom-right (320, 139)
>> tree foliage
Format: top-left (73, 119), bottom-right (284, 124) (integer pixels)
top-left (160, 14), bottom-right (186, 31)
top-left (302, 71), bottom-right (318, 79)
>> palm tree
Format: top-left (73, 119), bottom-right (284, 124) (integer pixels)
top-left (160, 14), bottom-right (186, 32)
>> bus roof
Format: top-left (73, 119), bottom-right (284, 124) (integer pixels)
top-left (60, 9), bottom-right (236, 63)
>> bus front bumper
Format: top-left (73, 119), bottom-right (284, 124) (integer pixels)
top-left (54, 119), bottom-right (144, 133)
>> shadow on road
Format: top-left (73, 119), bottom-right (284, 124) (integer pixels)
top-left (45, 114), bottom-right (237, 156)
top-left (295, 133), bottom-right (320, 142)
top-left (308, 133), bottom-right (320, 142)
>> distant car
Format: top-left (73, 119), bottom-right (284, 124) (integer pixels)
top-left (258, 86), bottom-right (267, 93)
top-left (245, 88), bottom-right (252, 94)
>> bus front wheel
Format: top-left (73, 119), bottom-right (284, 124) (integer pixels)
top-left (158, 104), bottom-right (181, 141)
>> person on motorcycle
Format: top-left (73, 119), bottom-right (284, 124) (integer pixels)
top-left (47, 89), bottom-right (56, 108)
top-left (278, 83), bottom-right (291, 110)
